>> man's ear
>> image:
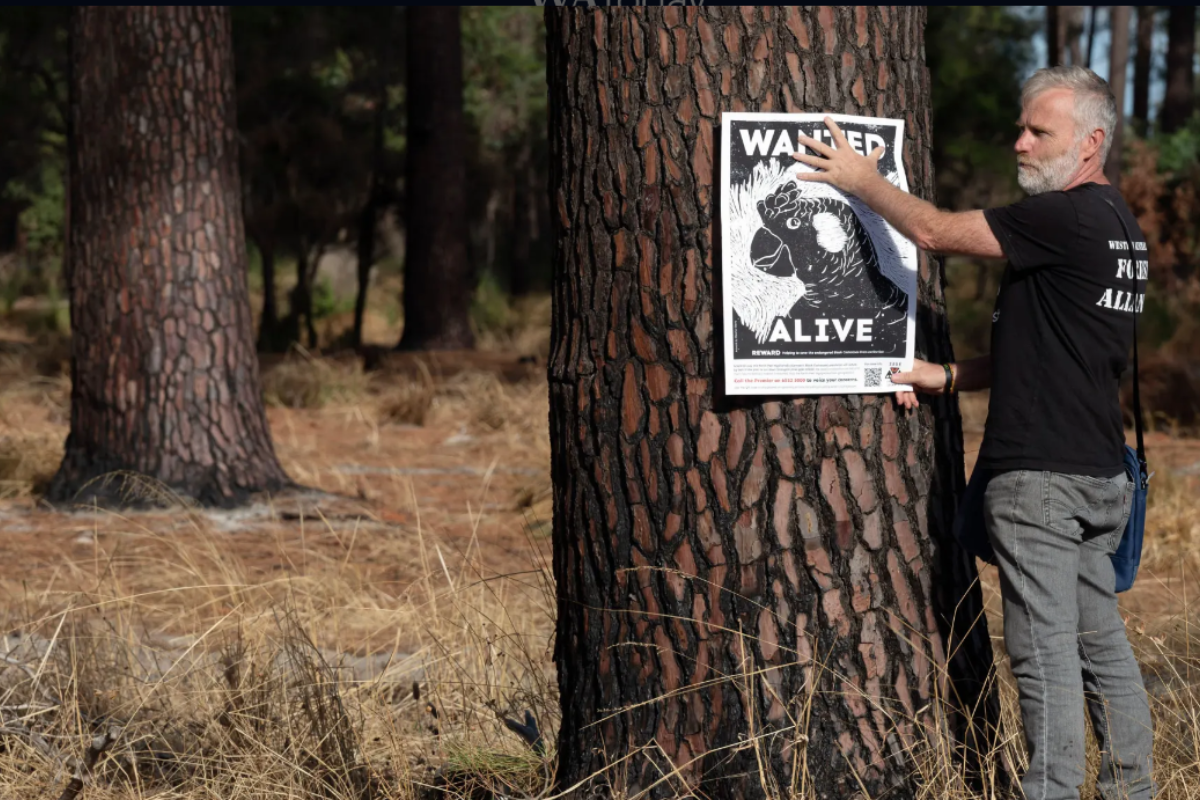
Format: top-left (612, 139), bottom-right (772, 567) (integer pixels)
top-left (1083, 128), bottom-right (1106, 161)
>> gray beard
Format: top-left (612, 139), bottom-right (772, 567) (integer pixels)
top-left (1017, 142), bottom-right (1082, 195)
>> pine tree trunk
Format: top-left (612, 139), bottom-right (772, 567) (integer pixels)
top-left (398, 7), bottom-right (475, 351)
top-left (1132, 6), bottom-right (1154, 132)
top-left (257, 237), bottom-right (280, 349)
top-left (1065, 7), bottom-right (1086, 66)
top-left (353, 39), bottom-right (389, 351)
top-left (546, 8), bottom-right (1003, 799)
top-left (1047, 7), bottom-right (1062, 67)
top-left (1162, 6), bottom-right (1196, 134)
top-left (48, 6), bottom-right (291, 509)
top-left (508, 143), bottom-right (536, 297)
top-left (1106, 7), bottom-right (1130, 186)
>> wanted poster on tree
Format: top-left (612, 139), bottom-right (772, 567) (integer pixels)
top-left (719, 112), bottom-right (917, 396)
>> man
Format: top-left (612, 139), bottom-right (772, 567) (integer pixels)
top-left (791, 66), bottom-right (1155, 800)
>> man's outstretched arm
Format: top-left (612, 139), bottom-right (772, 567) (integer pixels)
top-left (892, 355), bottom-right (992, 410)
top-left (791, 118), bottom-right (1005, 260)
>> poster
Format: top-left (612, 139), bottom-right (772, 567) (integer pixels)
top-left (720, 112), bottom-right (917, 396)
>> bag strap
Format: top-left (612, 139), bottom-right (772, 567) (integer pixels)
top-left (1104, 197), bottom-right (1146, 477)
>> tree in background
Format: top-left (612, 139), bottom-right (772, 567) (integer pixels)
top-left (926, 7), bottom-right (1035, 212)
top-left (461, 8), bottom-right (550, 298)
top-left (926, 5), bottom-right (1035, 315)
top-left (546, 7), bottom-right (1003, 797)
top-left (0, 8), bottom-right (68, 300)
top-left (351, 7), bottom-right (398, 350)
top-left (234, 7), bottom-right (386, 353)
top-left (1106, 6), bottom-right (1131, 185)
top-left (398, 7), bottom-right (473, 351)
top-left (1132, 6), bottom-right (1157, 133)
top-left (1162, 6), bottom-right (1196, 134)
top-left (47, 6), bottom-right (291, 508)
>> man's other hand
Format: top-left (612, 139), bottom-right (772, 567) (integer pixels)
top-left (889, 358), bottom-right (951, 409)
top-left (791, 117), bottom-right (883, 196)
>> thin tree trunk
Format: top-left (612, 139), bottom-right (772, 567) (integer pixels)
top-left (1107, 7), bottom-right (1131, 186)
top-left (1085, 6), bottom-right (1098, 68)
top-left (353, 86), bottom-right (386, 350)
top-left (546, 8), bottom-right (1004, 799)
top-left (1065, 7), bottom-right (1085, 66)
top-left (1132, 6), bottom-right (1155, 133)
top-left (48, 6), bottom-right (291, 509)
top-left (1162, 6), bottom-right (1196, 134)
top-left (1048, 6), bottom-right (1062, 67)
top-left (257, 237), bottom-right (279, 349)
top-left (508, 143), bottom-right (536, 297)
top-left (398, 7), bottom-right (474, 351)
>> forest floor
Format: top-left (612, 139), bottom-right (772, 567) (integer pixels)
top-left (0, 304), bottom-right (1198, 798)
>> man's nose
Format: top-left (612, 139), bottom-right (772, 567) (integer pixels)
top-left (1014, 130), bottom-right (1033, 153)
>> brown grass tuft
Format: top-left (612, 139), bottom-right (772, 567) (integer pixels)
top-left (261, 348), bottom-right (374, 410)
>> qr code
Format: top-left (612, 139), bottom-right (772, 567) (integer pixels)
top-left (864, 367), bottom-right (882, 388)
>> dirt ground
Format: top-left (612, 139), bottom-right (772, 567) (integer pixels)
top-left (2, 337), bottom-right (1197, 644)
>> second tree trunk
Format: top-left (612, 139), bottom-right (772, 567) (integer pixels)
top-left (398, 7), bottom-right (475, 351)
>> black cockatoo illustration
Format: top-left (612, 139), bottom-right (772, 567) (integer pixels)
top-left (750, 181), bottom-right (908, 328)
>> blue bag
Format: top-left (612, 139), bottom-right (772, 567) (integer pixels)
top-left (1112, 444), bottom-right (1149, 593)
top-left (952, 199), bottom-right (1150, 593)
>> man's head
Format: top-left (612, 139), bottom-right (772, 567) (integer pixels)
top-left (1015, 66), bottom-right (1117, 195)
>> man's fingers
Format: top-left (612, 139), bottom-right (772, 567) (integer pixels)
top-left (795, 170), bottom-right (829, 183)
top-left (792, 152), bottom-right (826, 169)
top-left (824, 117), bottom-right (850, 149)
top-left (794, 134), bottom-right (835, 159)
top-left (869, 146), bottom-right (884, 164)
top-left (888, 370), bottom-right (915, 384)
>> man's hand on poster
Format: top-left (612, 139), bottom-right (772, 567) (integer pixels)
top-left (889, 358), bottom-right (953, 410)
top-left (791, 117), bottom-right (884, 195)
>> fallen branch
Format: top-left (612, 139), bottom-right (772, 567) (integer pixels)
top-left (56, 727), bottom-right (121, 800)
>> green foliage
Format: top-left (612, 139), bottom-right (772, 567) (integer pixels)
top-left (1153, 112), bottom-right (1200, 175)
top-left (461, 8), bottom-right (548, 153)
top-left (470, 271), bottom-right (513, 337)
top-left (5, 146), bottom-right (65, 266)
top-left (311, 276), bottom-right (353, 321)
top-left (926, 7), bottom-right (1037, 210)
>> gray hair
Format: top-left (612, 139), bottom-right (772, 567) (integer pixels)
top-left (1021, 66), bottom-right (1118, 162)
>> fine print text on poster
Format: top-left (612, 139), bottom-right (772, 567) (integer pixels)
top-left (720, 112), bottom-right (917, 396)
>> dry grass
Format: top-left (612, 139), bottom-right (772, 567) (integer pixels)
top-left (0, 507), bottom-right (558, 800)
top-left (1, 312), bottom-right (1200, 799)
top-left (261, 347), bottom-right (375, 410)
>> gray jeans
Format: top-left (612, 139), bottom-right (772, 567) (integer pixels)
top-left (984, 469), bottom-right (1155, 800)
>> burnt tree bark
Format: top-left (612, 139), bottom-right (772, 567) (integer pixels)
top-left (398, 7), bottom-right (475, 351)
top-left (547, 7), bottom-right (1003, 800)
top-left (1132, 6), bottom-right (1155, 132)
top-left (47, 6), bottom-right (292, 509)
top-left (1162, 6), bottom-right (1196, 134)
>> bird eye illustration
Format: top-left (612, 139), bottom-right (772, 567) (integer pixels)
top-left (786, 217), bottom-right (801, 230)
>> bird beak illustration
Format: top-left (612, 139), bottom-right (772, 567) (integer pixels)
top-left (751, 227), bottom-right (794, 278)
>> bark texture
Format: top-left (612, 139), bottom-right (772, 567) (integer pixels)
top-left (398, 7), bottom-right (475, 351)
top-left (48, 6), bottom-right (291, 509)
top-left (546, 8), bottom-right (1001, 799)
top-left (1162, 6), bottom-right (1196, 134)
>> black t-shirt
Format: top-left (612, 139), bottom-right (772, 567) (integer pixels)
top-left (979, 182), bottom-right (1146, 478)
